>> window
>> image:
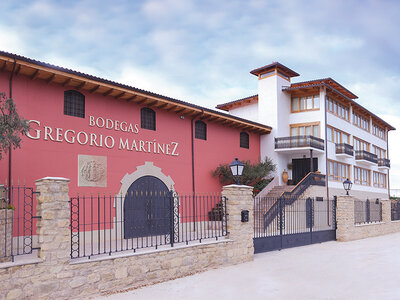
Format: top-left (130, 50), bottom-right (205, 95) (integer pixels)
top-left (290, 123), bottom-right (320, 137)
top-left (240, 132), bottom-right (249, 149)
top-left (354, 166), bottom-right (370, 186)
top-left (326, 97), bottom-right (349, 121)
top-left (373, 145), bottom-right (386, 159)
top-left (195, 120), bottom-right (207, 140)
top-left (352, 111), bottom-right (370, 132)
top-left (353, 137), bottom-right (369, 152)
top-left (372, 123), bottom-right (385, 140)
top-left (141, 108), bottom-right (156, 130)
top-left (260, 71), bottom-right (275, 79)
top-left (327, 126), bottom-right (350, 144)
top-left (64, 90), bottom-right (85, 118)
top-left (373, 171), bottom-right (387, 188)
top-left (291, 95), bottom-right (320, 112)
top-left (328, 160), bottom-right (350, 182)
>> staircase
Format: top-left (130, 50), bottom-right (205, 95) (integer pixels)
top-left (260, 172), bottom-right (326, 228)
top-left (263, 185), bottom-right (293, 198)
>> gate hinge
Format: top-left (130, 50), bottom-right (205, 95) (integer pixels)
top-left (33, 191), bottom-right (40, 195)
top-left (32, 216), bottom-right (42, 219)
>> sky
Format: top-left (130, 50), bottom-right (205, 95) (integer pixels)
top-left (1, 0), bottom-right (400, 188)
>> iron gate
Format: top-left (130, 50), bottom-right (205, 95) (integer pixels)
top-left (253, 196), bottom-right (336, 253)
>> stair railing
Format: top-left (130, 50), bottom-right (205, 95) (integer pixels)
top-left (263, 172), bottom-right (325, 227)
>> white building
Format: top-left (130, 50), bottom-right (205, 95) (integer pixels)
top-left (217, 62), bottom-right (394, 199)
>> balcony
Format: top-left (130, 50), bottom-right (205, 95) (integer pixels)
top-left (355, 150), bottom-right (378, 165)
top-left (275, 135), bottom-right (324, 153)
top-left (378, 158), bottom-right (390, 169)
top-left (335, 143), bottom-right (353, 158)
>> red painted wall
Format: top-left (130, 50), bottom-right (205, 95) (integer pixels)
top-left (0, 71), bottom-right (261, 197)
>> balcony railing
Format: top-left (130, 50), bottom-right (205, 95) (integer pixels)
top-left (355, 150), bottom-right (378, 164)
top-left (275, 135), bottom-right (324, 150)
top-left (335, 143), bottom-right (353, 156)
top-left (378, 158), bottom-right (390, 168)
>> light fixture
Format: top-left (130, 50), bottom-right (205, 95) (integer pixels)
top-left (343, 178), bottom-right (352, 195)
top-left (230, 158), bottom-right (244, 185)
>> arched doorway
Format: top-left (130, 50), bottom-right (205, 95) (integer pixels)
top-left (123, 175), bottom-right (171, 238)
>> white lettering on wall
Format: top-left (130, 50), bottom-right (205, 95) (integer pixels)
top-left (26, 119), bottom-right (179, 157)
top-left (26, 120), bottom-right (41, 140)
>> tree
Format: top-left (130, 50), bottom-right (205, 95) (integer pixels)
top-left (213, 157), bottom-right (276, 195)
top-left (0, 93), bottom-right (30, 160)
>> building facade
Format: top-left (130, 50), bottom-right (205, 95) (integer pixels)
top-left (0, 51), bottom-right (270, 198)
top-left (217, 62), bottom-right (394, 199)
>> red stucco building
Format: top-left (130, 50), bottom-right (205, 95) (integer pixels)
top-left (0, 51), bottom-right (271, 196)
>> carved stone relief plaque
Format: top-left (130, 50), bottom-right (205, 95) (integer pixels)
top-left (78, 155), bottom-right (107, 187)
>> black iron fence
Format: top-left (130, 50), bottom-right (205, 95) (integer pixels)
top-left (392, 200), bottom-right (400, 221)
top-left (354, 199), bottom-right (382, 224)
top-left (253, 196), bottom-right (336, 253)
top-left (70, 191), bottom-right (227, 259)
top-left (0, 185), bottom-right (36, 262)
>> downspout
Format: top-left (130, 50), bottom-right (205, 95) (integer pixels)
top-left (387, 129), bottom-right (390, 199)
top-left (324, 93), bottom-right (329, 200)
top-left (324, 92), bottom-right (330, 225)
top-left (191, 118), bottom-right (195, 194)
top-left (8, 58), bottom-right (17, 191)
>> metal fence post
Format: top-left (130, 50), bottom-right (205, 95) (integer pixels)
top-left (169, 191), bottom-right (175, 247)
top-left (279, 197), bottom-right (283, 249)
top-left (333, 196), bottom-right (337, 229)
top-left (366, 199), bottom-right (370, 223)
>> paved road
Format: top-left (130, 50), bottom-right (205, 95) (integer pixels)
top-left (98, 232), bottom-right (400, 300)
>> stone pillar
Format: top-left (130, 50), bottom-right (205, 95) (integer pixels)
top-left (381, 199), bottom-right (391, 223)
top-left (222, 184), bottom-right (254, 263)
top-left (0, 209), bottom-right (13, 263)
top-left (35, 177), bottom-right (70, 263)
top-left (336, 196), bottom-right (355, 241)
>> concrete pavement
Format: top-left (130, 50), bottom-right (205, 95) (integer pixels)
top-left (97, 231), bottom-right (400, 300)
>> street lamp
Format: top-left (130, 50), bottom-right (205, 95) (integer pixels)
top-left (343, 178), bottom-right (352, 195)
top-left (230, 158), bottom-right (244, 185)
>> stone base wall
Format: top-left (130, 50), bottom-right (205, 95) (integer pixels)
top-left (0, 210), bottom-right (13, 263)
top-left (1, 240), bottom-right (249, 299)
top-left (336, 196), bottom-right (400, 242)
top-left (0, 180), bottom-right (254, 300)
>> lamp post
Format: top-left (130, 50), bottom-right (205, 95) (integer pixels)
top-left (343, 178), bottom-right (352, 195)
top-left (230, 158), bottom-right (244, 185)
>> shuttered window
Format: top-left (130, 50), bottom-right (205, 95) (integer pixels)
top-left (64, 90), bottom-right (85, 118)
top-left (141, 108), bottom-right (156, 131)
top-left (195, 120), bottom-right (207, 140)
top-left (240, 132), bottom-right (249, 149)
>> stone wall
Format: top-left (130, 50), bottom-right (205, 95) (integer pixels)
top-left (336, 196), bottom-right (400, 242)
top-left (0, 179), bottom-right (254, 300)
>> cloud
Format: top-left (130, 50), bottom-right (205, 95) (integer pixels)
top-left (0, 26), bottom-right (26, 54)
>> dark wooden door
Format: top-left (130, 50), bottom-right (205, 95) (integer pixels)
top-left (292, 158), bottom-right (318, 185)
top-left (123, 176), bottom-right (170, 239)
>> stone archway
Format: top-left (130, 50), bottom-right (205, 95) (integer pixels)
top-left (114, 162), bottom-right (175, 238)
